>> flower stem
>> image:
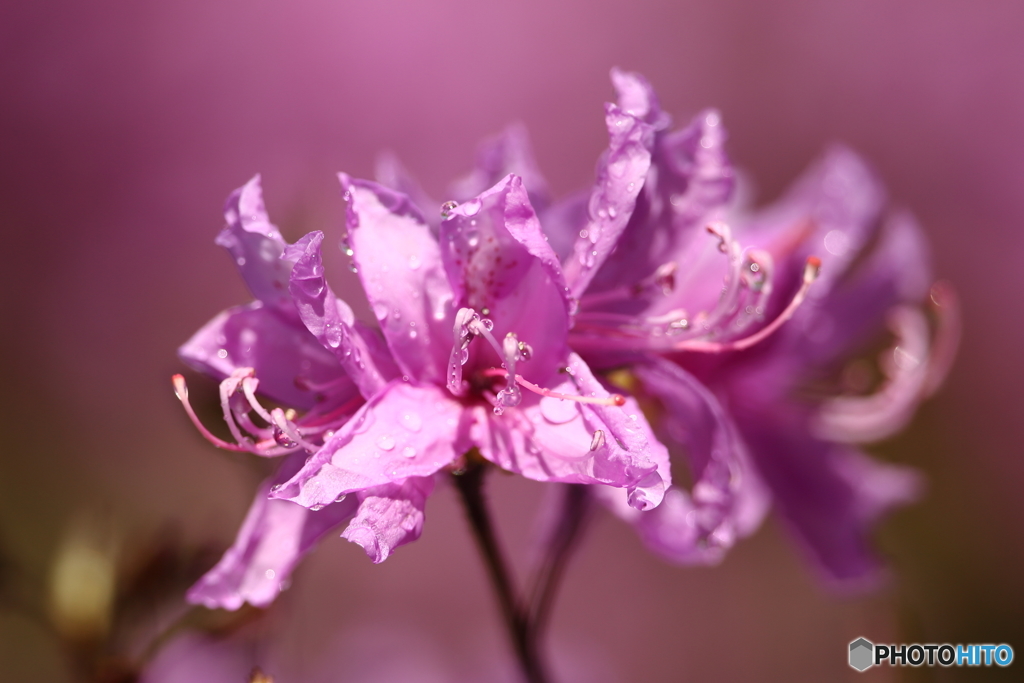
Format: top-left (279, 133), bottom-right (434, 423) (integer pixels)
top-left (451, 465), bottom-right (549, 683)
top-left (525, 484), bottom-right (591, 642)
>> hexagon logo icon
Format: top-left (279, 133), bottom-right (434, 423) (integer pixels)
top-left (849, 638), bottom-right (874, 671)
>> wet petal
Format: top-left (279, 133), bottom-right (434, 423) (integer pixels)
top-left (187, 454), bottom-right (359, 610)
top-left (214, 175), bottom-right (295, 312)
top-left (178, 302), bottom-right (354, 411)
top-left (340, 175), bottom-right (456, 385)
top-left (610, 67), bottom-right (671, 130)
top-left (611, 357), bottom-right (769, 562)
top-left (440, 174), bottom-right (572, 385)
top-left (473, 353), bottom-right (666, 509)
top-left (562, 103), bottom-right (654, 298)
top-left (342, 476), bottom-right (435, 563)
top-left (272, 381), bottom-right (467, 508)
top-left (584, 108), bottom-right (735, 316)
top-left (285, 231), bottom-right (398, 399)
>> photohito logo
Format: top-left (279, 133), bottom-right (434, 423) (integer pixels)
top-left (849, 637), bottom-right (1014, 671)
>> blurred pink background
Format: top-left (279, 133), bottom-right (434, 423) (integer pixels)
top-left (2, 0), bottom-right (1022, 680)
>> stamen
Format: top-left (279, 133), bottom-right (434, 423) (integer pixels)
top-left (578, 261), bottom-right (679, 308)
top-left (671, 256), bottom-right (820, 353)
top-left (590, 429), bottom-right (606, 451)
top-left (514, 374), bottom-right (627, 407)
top-left (241, 376), bottom-right (274, 424)
top-left (218, 370), bottom-right (253, 446)
top-left (171, 375), bottom-right (249, 452)
top-left (270, 408), bottom-right (320, 452)
top-left (813, 280), bottom-right (961, 444)
top-left (294, 374), bottom-right (351, 393)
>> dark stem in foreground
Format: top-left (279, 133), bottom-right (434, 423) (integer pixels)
top-left (451, 465), bottom-right (549, 683)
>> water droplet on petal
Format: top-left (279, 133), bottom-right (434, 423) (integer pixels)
top-left (408, 255), bottom-right (421, 270)
top-left (540, 396), bottom-right (578, 424)
top-left (402, 446), bottom-right (417, 458)
top-left (217, 348), bottom-right (228, 359)
top-left (376, 434), bottom-right (396, 451)
top-left (310, 504), bottom-right (325, 512)
top-left (264, 569), bottom-right (276, 580)
top-left (401, 412), bottom-right (423, 432)
top-left (372, 303), bottom-right (389, 321)
top-left (441, 200), bottom-right (458, 219)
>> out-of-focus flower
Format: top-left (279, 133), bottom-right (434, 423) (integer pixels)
top-left (270, 172), bottom-right (668, 514)
top-left (48, 514), bottom-right (119, 643)
top-left (551, 70), bottom-right (959, 585)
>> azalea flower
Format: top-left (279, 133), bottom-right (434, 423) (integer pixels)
top-left (175, 169), bottom-right (670, 608)
top-left (175, 177), bottom-right (426, 609)
top-left (552, 70), bottom-right (959, 585)
top-left (269, 172), bottom-right (668, 514)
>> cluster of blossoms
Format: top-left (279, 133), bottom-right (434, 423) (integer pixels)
top-left (174, 69), bottom-right (957, 610)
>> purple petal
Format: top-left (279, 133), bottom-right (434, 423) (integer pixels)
top-left (737, 145), bottom-right (886, 307)
top-left (447, 124), bottom-right (551, 212)
top-left (584, 108), bottom-right (735, 313)
top-left (272, 380), bottom-right (467, 508)
top-left (187, 454), bottom-right (359, 610)
top-left (612, 356), bottom-right (768, 562)
top-left (735, 405), bottom-right (922, 586)
top-left (790, 211), bottom-right (933, 366)
top-left (472, 353), bottom-right (666, 510)
top-left (342, 476), bottom-right (435, 563)
top-left (375, 151), bottom-right (439, 230)
top-left (178, 302), bottom-right (354, 411)
top-left (340, 175), bottom-right (456, 385)
top-left (440, 174), bottom-right (572, 385)
top-left (215, 175), bottom-right (295, 312)
top-left (539, 189), bottom-right (589, 263)
top-left (562, 104), bottom-right (654, 298)
top-left (610, 67), bottom-right (671, 131)
top-left (285, 231), bottom-right (398, 399)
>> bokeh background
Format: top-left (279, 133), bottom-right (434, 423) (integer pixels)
top-left (2, 0), bottom-right (1022, 680)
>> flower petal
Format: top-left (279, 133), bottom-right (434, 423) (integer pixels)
top-left (215, 175), bottom-right (295, 312)
top-left (340, 175), bottom-right (456, 385)
top-left (611, 357), bottom-right (769, 563)
top-left (187, 454), bottom-right (359, 610)
top-left (271, 380), bottom-right (467, 508)
top-left (738, 145), bottom-right (886, 305)
top-left (178, 302), bottom-right (354, 411)
top-left (342, 476), bottom-right (435, 563)
top-left (562, 103), bottom-right (654, 298)
top-left (611, 67), bottom-right (671, 130)
top-left (584, 108), bottom-right (735, 317)
top-left (440, 174), bottom-right (572, 385)
top-left (736, 406), bottom-right (922, 586)
top-left (285, 231), bottom-right (398, 399)
top-left (472, 353), bottom-right (666, 510)
top-left (375, 151), bottom-right (440, 230)
top-left (790, 211), bottom-right (933, 366)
